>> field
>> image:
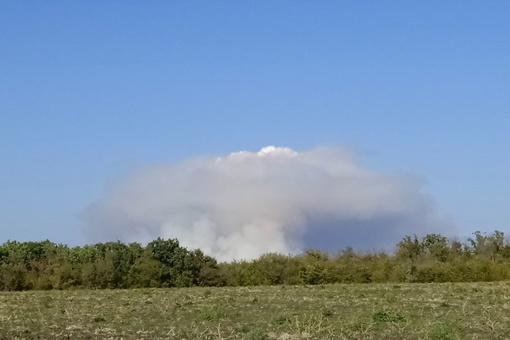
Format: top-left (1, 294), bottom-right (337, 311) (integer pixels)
top-left (1, 282), bottom-right (510, 340)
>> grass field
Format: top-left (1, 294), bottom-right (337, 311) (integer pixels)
top-left (1, 282), bottom-right (509, 339)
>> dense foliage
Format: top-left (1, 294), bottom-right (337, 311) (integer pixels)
top-left (1, 231), bottom-right (509, 291)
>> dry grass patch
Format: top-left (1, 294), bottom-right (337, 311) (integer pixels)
top-left (1, 282), bottom-right (510, 339)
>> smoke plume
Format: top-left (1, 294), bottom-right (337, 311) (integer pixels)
top-left (82, 146), bottom-right (451, 261)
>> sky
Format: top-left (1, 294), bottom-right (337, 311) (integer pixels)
top-left (1, 1), bottom-right (509, 248)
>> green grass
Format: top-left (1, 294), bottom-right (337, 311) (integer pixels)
top-left (1, 282), bottom-right (510, 339)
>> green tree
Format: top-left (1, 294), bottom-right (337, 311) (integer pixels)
top-left (396, 235), bottom-right (423, 262)
top-left (468, 231), bottom-right (505, 261)
top-left (422, 234), bottom-right (449, 262)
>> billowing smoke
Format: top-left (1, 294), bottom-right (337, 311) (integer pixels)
top-left (82, 146), bottom-right (451, 261)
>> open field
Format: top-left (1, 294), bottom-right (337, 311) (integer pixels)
top-left (1, 282), bottom-right (510, 339)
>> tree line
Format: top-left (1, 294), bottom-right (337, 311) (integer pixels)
top-left (0, 231), bottom-right (509, 291)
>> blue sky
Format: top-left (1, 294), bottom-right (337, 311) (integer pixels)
top-left (1, 1), bottom-right (509, 245)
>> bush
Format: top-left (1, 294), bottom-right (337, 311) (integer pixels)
top-left (1, 231), bottom-right (510, 290)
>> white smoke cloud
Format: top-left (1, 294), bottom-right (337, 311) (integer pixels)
top-left (82, 146), bottom-right (452, 261)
